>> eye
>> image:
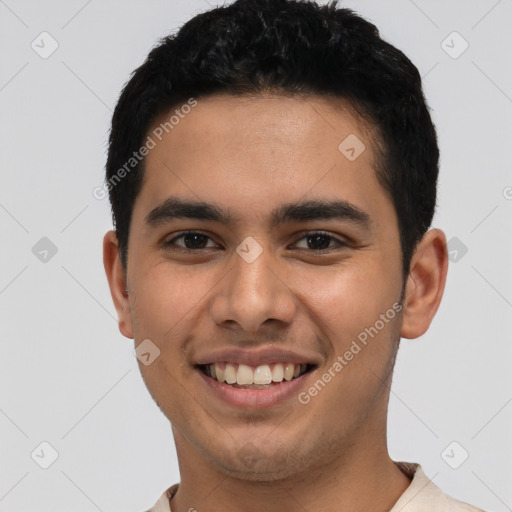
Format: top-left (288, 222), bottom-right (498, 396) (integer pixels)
top-left (164, 231), bottom-right (219, 250)
top-left (163, 230), bottom-right (349, 253)
top-left (292, 231), bottom-right (349, 252)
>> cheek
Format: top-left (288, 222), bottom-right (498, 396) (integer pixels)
top-left (128, 267), bottom-right (207, 418)
top-left (302, 310), bottom-right (402, 431)
top-left (129, 263), bottom-right (208, 339)
top-left (289, 259), bottom-right (397, 339)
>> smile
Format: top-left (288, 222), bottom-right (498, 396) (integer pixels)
top-left (199, 362), bottom-right (313, 388)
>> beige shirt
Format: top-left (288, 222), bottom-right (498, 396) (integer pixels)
top-left (146, 462), bottom-right (486, 512)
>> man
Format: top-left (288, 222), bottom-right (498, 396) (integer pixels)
top-left (103, 1), bottom-right (485, 510)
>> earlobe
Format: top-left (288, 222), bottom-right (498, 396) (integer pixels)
top-left (103, 231), bottom-right (134, 339)
top-left (400, 228), bottom-right (449, 339)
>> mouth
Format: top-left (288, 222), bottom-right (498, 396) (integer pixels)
top-left (193, 347), bottom-right (321, 408)
top-left (197, 362), bottom-right (315, 389)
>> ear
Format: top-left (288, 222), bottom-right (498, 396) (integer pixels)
top-left (400, 228), bottom-right (448, 339)
top-left (103, 230), bottom-right (134, 339)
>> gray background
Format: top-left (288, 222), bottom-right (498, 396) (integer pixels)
top-left (1, 0), bottom-right (511, 511)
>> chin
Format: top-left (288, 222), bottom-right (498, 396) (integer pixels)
top-left (220, 460), bottom-right (302, 483)
top-left (206, 443), bottom-right (311, 483)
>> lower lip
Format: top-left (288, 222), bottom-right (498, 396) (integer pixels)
top-left (196, 368), bottom-right (312, 409)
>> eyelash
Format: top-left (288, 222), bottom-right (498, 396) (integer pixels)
top-left (163, 230), bottom-right (350, 254)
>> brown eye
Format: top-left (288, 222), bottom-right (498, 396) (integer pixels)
top-left (293, 232), bottom-right (349, 252)
top-left (165, 231), bottom-right (218, 250)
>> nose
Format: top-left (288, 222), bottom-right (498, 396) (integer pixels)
top-left (210, 242), bottom-right (297, 334)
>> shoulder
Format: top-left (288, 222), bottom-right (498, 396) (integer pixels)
top-left (145, 483), bottom-right (179, 512)
top-left (147, 466), bottom-right (489, 512)
top-left (391, 462), bottom-right (487, 512)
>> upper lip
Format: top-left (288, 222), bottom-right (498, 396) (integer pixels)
top-left (193, 346), bottom-right (322, 367)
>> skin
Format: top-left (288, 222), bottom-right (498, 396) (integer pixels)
top-left (104, 94), bottom-right (448, 512)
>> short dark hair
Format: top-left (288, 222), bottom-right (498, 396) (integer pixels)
top-left (106, 0), bottom-right (439, 277)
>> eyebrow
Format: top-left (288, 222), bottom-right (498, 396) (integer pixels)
top-left (145, 196), bottom-right (371, 230)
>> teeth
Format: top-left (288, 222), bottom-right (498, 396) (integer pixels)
top-left (272, 364), bottom-right (284, 382)
top-left (237, 364), bottom-right (253, 385)
top-left (253, 365), bottom-right (272, 385)
top-left (214, 364), bottom-right (225, 382)
top-left (206, 362), bottom-right (308, 385)
top-left (284, 364), bottom-right (294, 381)
top-left (224, 363), bottom-right (237, 384)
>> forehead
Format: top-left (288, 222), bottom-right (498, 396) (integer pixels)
top-left (135, 93), bottom-right (391, 228)
top-left (148, 93), bottom-right (379, 166)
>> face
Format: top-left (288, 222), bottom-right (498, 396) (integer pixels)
top-left (105, 94), bottom-right (439, 482)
